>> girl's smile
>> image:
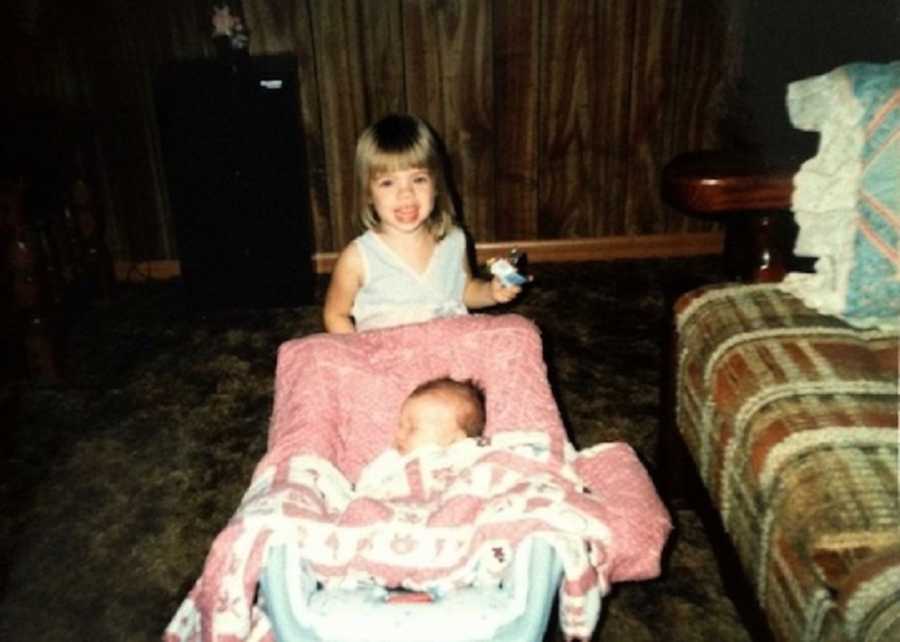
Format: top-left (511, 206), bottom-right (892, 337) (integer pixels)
top-left (369, 167), bottom-right (436, 234)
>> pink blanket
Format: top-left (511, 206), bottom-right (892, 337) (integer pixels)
top-left (164, 314), bottom-right (671, 642)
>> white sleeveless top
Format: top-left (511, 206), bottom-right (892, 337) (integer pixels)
top-left (351, 227), bottom-right (469, 331)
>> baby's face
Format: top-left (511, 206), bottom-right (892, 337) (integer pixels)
top-left (395, 393), bottom-right (466, 456)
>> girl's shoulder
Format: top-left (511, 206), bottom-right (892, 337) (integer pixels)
top-left (333, 237), bottom-right (365, 275)
top-left (439, 225), bottom-right (465, 245)
top-left (353, 229), bottom-right (380, 250)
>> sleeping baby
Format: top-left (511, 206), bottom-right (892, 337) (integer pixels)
top-left (355, 376), bottom-right (486, 493)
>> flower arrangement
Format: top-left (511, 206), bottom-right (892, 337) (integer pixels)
top-left (211, 3), bottom-right (249, 51)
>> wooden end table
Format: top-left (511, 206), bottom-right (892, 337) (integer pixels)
top-left (662, 150), bottom-right (799, 283)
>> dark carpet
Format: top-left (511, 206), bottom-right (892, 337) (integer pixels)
top-left (1, 257), bottom-right (752, 642)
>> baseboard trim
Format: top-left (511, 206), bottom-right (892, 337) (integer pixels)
top-left (313, 232), bottom-right (724, 273)
top-left (114, 232), bottom-right (723, 281)
top-left (115, 260), bottom-right (182, 283)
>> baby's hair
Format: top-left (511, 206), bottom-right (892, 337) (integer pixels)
top-left (407, 376), bottom-right (486, 438)
top-left (354, 113), bottom-right (457, 239)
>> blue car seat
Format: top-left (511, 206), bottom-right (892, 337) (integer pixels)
top-left (260, 537), bottom-right (564, 642)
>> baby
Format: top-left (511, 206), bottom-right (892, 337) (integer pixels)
top-left (394, 376), bottom-right (485, 455)
top-left (356, 377), bottom-right (485, 491)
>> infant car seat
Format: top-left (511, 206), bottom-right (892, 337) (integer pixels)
top-left (258, 314), bottom-right (569, 642)
top-left (260, 537), bottom-right (563, 642)
top-left (164, 314), bottom-right (671, 642)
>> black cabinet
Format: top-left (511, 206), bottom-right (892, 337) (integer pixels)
top-left (156, 55), bottom-right (313, 308)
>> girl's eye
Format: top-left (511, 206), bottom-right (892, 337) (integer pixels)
top-left (413, 175), bottom-right (430, 184)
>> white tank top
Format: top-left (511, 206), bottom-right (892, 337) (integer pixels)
top-left (351, 227), bottom-right (469, 331)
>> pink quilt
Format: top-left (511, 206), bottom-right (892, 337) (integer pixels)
top-left (164, 314), bottom-right (671, 642)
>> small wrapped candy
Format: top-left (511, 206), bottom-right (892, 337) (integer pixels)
top-left (487, 249), bottom-right (531, 287)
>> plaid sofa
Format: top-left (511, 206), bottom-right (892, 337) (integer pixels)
top-left (675, 282), bottom-right (900, 642)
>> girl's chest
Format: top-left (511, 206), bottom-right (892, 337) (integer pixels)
top-left (373, 233), bottom-right (441, 277)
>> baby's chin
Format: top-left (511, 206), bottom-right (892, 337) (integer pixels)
top-left (397, 443), bottom-right (447, 458)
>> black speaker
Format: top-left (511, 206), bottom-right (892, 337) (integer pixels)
top-left (156, 54), bottom-right (313, 308)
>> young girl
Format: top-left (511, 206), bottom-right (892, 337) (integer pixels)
top-left (323, 113), bottom-right (523, 333)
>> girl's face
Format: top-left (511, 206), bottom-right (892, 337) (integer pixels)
top-left (368, 166), bottom-right (436, 236)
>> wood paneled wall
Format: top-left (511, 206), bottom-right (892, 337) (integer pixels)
top-left (5, 0), bottom-right (744, 264)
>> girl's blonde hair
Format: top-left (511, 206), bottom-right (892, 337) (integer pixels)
top-left (354, 113), bottom-right (457, 239)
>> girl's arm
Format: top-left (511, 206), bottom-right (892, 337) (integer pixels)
top-left (323, 243), bottom-right (364, 333)
top-left (462, 260), bottom-right (521, 309)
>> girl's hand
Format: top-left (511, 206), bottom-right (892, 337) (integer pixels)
top-left (490, 276), bottom-right (522, 304)
top-left (463, 265), bottom-right (530, 309)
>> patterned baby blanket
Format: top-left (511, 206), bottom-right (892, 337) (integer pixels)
top-left (166, 435), bottom-right (667, 642)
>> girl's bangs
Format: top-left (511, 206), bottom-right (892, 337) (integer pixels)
top-left (368, 142), bottom-right (433, 178)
